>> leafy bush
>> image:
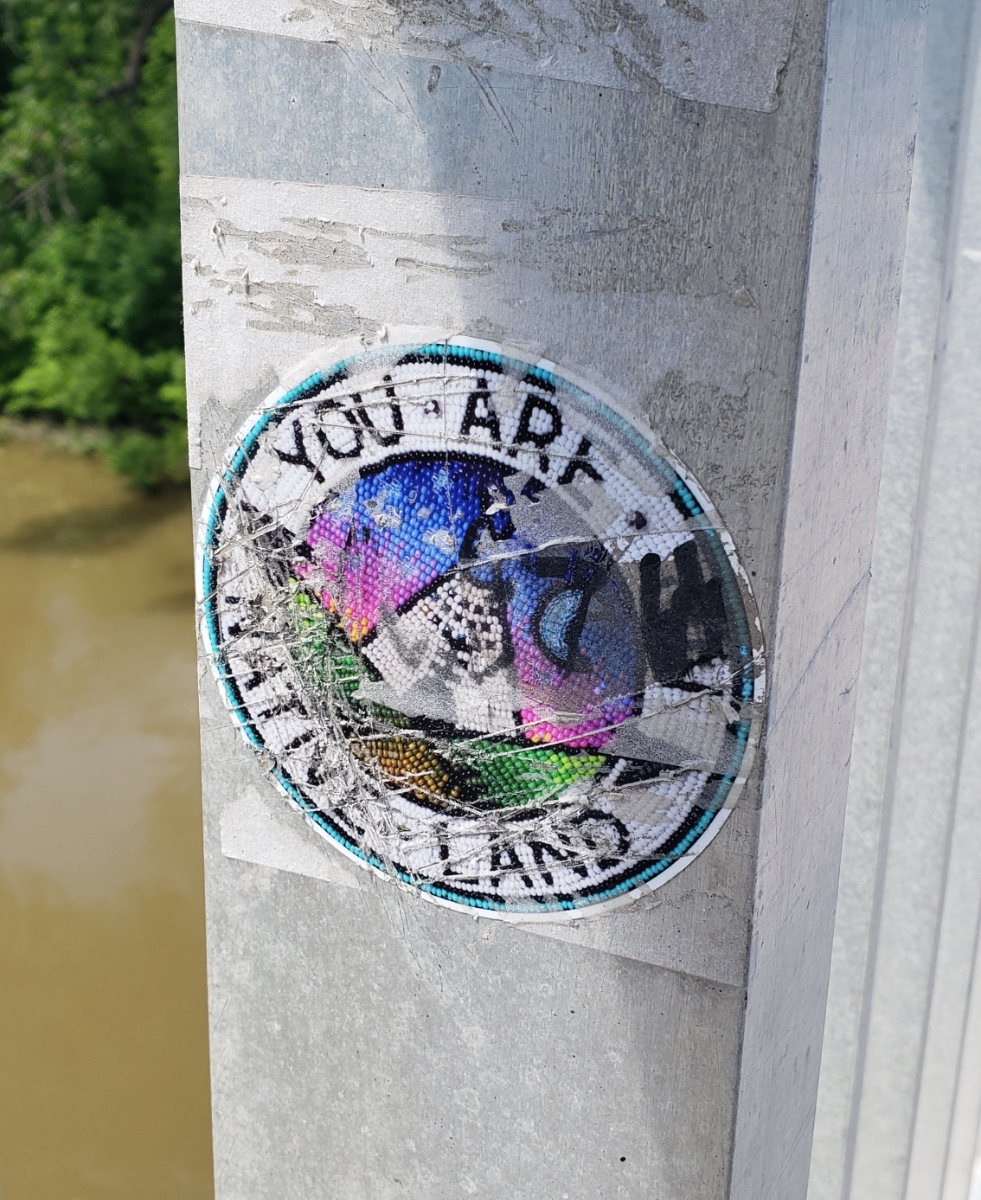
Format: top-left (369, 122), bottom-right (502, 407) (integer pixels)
top-left (0, 0), bottom-right (185, 488)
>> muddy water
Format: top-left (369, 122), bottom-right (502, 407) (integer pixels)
top-left (0, 440), bottom-right (213, 1199)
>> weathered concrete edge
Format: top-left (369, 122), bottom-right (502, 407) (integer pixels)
top-left (728, 3), bottom-right (929, 1198)
top-left (218, 782), bottom-right (751, 987)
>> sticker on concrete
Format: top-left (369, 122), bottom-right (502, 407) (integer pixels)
top-left (200, 341), bottom-right (764, 918)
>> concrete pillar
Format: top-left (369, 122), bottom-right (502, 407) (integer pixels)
top-left (808, 2), bottom-right (981, 1198)
top-left (176, 1), bottom-right (926, 1195)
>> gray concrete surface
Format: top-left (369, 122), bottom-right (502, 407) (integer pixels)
top-left (177, 1), bottom-right (926, 1194)
top-left (808, 3), bottom-right (981, 1198)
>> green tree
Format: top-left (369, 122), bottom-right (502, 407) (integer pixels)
top-left (0, 0), bottom-right (185, 489)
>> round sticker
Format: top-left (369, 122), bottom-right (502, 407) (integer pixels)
top-left (200, 341), bottom-right (764, 918)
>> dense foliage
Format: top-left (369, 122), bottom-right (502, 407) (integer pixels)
top-left (0, 0), bottom-right (185, 488)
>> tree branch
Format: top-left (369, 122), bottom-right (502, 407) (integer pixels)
top-left (97, 0), bottom-right (173, 100)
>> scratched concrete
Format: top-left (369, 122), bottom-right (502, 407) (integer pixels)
top-left (175, 0), bottom-right (800, 112)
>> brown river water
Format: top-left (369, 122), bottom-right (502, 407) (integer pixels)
top-left (0, 439), bottom-right (213, 1199)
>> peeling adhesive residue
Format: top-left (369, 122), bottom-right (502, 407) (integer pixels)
top-left (200, 341), bottom-right (765, 918)
top-left (179, 0), bottom-right (800, 112)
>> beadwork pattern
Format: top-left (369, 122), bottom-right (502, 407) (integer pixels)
top-left (201, 343), bottom-right (765, 917)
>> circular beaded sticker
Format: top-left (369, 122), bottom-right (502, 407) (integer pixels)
top-left (200, 342), bottom-right (764, 917)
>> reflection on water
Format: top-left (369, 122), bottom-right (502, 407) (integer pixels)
top-left (0, 440), bottom-right (213, 1198)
